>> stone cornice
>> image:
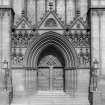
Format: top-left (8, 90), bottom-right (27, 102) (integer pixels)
top-left (90, 8), bottom-right (105, 16)
top-left (0, 7), bottom-right (15, 17)
top-left (64, 67), bottom-right (77, 70)
top-left (91, 8), bottom-right (105, 10)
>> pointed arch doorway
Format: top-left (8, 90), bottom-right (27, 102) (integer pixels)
top-left (25, 31), bottom-right (78, 93)
top-left (37, 45), bottom-right (65, 91)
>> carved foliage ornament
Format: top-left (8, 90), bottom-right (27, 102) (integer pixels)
top-left (11, 30), bottom-right (34, 47)
top-left (12, 48), bottom-right (24, 65)
top-left (45, 18), bottom-right (57, 27)
top-left (78, 48), bottom-right (90, 66)
top-left (66, 30), bottom-right (90, 47)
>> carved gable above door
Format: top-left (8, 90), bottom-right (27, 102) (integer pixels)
top-left (38, 11), bottom-right (64, 30)
top-left (70, 17), bottom-right (88, 29)
top-left (38, 11), bottom-right (64, 35)
top-left (14, 16), bottom-right (33, 29)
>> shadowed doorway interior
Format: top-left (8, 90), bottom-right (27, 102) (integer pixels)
top-left (37, 45), bottom-right (65, 91)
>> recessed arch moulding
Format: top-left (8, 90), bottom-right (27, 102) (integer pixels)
top-left (24, 31), bottom-right (79, 69)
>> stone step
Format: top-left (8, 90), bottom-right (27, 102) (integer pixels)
top-left (11, 91), bottom-right (90, 105)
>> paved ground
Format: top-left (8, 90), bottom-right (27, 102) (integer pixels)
top-left (11, 91), bottom-right (89, 105)
top-left (1, 91), bottom-right (105, 105)
top-left (0, 91), bottom-right (8, 105)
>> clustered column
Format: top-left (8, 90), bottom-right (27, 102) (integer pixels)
top-left (65, 68), bottom-right (77, 95)
top-left (25, 68), bottom-right (38, 94)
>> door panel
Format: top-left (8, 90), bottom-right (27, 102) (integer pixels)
top-left (38, 55), bottom-right (64, 91)
top-left (52, 68), bottom-right (63, 90)
top-left (38, 68), bottom-right (50, 90)
top-left (38, 68), bottom-right (63, 91)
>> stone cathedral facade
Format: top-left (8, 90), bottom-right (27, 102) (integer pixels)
top-left (0, 0), bottom-right (105, 105)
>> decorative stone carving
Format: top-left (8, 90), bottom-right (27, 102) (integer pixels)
top-left (45, 18), bottom-right (57, 27)
top-left (11, 30), bottom-right (34, 47)
top-left (12, 48), bottom-right (24, 65)
top-left (12, 55), bottom-right (24, 65)
top-left (39, 55), bottom-right (61, 67)
top-left (21, 22), bottom-right (26, 29)
top-left (0, 8), bottom-right (14, 17)
top-left (66, 30), bottom-right (90, 47)
top-left (48, 0), bottom-right (56, 11)
top-left (78, 48), bottom-right (90, 66)
top-left (11, 30), bottom-right (34, 65)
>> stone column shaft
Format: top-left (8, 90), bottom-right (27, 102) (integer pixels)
top-left (100, 10), bottom-right (105, 75)
top-left (91, 10), bottom-right (100, 64)
top-left (25, 69), bottom-right (37, 95)
top-left (0, 8), bottom-right (14, 91)
top-left (65, 69), bottom-right (77, 94)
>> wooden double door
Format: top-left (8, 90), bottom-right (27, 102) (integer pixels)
top-left (38, 55), bottom-right (64, 91)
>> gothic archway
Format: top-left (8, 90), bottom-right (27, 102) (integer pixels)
top-left (24, 31), bottom-right (78, 92)
top-left (25, 31), bottom-right (78, 68)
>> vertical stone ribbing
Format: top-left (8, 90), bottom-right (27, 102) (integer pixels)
top-left (100, 10), bottom-right (105, 75)
top-left (37, 0), bottom-right (45, 24)
top-left (65, 69), bottom-right (77, 95)
top-left (66, 0), bottom-right (75, 24)
top-left (2, 10), bottom-right (11, 66)
top-left (98, 11), bottom-right (102, 75)
top-left (45, 0), bottom-right (47, 13)
top-left (27, 0), bottom-right (36, 25)
top-left (24, 0), bottom-right (27, 16)
top-left (91, 10), bottom-right (100, 63)
top-left (56, 0), bottom-right (65, 23)
top-left (10, 0), bottom-right (13, 8)
top-left (65, 70), bottom-right (71, 93)
top-left (75, 0), bottom-right (80, 17)
top-left (25, 69), bottom-right (37, 94)
top-left (91, 9), bottom-right (105, 105)
top-left (35, 0), bottom-right (37, 26)
top-left (91, 10), bottom-right (105, 75)
top-left (0, 12), bottom-right (3, 91)
top-left (13, 0), bottom-right (24, 16)
top-left (99, 11), bottom-right (105, 104)
top-left (80, 0), bottom-right (88, 20)
top-left (65, 0), bottom-right (67, 24)
top-left (0, 8), bottom-right (14, 92)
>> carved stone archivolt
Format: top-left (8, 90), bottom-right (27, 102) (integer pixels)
top-left (24, 31), bottom-right (79, 68)
top-left (11, 30), bottom-right (90, 66)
